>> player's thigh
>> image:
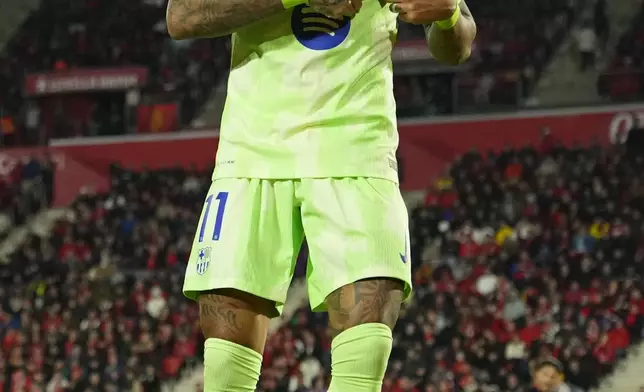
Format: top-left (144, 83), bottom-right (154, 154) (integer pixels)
top-left (325, 278), bottom-right (405, 338)
top-left (300, 177), bottom-right (412, 334)
top-left (198, 288), bottom-right (277, 353)
top-left (184, 178), bottom-right (303, 349)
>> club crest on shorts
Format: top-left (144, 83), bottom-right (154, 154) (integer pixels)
top-left (196, 247), bottom-right (211, 275)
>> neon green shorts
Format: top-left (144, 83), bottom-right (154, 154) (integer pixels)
top-left (182, 177), bottom-right (412, 314)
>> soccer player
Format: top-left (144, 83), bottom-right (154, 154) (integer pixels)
top-left (166, 0), bottom-right (476, 390)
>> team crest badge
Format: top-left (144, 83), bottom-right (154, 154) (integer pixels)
top-left (196, 247), bottom-right (211, 275)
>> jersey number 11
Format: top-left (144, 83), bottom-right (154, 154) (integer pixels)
top-left (198, 192), bottom-right (229, 242)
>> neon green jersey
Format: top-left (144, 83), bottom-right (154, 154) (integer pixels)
top-left (212, 1), bottom-right (399, 182)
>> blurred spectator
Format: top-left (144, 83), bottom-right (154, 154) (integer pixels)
top-left (593, 0), bottom-right (609, 46)
top-left (147, 285), bottom-right (168, 319)
top-left (576, 22), bottom-right (598, 71)
top-left (0, 155), bottom-right (53, 228)
top-left (598, 2), bottom-right (644, 100)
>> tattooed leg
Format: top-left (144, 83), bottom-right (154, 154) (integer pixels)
top-left (325, 278), bottom-right (404, 392)
top-left (325, 278), bottom-right (404, 338)
top-left (198, 288), bottom-right (275, 352)
top-left (198, 289), bottom-right (274, 392)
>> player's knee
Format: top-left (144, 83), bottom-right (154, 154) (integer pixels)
top-left (325, 278), bottom-right (404, 338)
top-left (198, 288), bottom-right (275, 353)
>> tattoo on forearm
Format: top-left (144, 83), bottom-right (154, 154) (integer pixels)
top-left (325, 278), bottom-right (403, 338)
top-left (167, 0), bottom-right (284, 38)
top-left (199, 294), bottom-right (244, 334)
top-left (167, 0), bottom-right (354, 38)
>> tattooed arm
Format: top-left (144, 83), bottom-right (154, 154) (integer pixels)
top-left (166, 0), bottom-right (284, 39)
top-left (387, 0), bottom-right (475, 65)
top-left (166, 0), bottom-right (359, 40)
top-left (425, 1), bottom-right (476, 65)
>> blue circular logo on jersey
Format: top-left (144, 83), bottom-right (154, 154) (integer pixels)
top-left (291, 4), bottom-right (351, 50)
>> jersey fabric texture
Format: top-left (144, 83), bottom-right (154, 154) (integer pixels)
top-left (183, 178), bottom-right (412, 313)
top-left (212, 1), bottom-right (399, 182)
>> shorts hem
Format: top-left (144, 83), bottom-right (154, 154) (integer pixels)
top-left (183, 281), bottom-right (287, 316)
top-left (309, 269), bottom-right (412, 313)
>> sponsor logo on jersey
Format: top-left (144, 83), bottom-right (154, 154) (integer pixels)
top-left (291, 5), bottom-right (351, 50)
top-left (196, 247), bottom-right (212, 275)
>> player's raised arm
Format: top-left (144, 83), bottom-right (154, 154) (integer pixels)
top-left (387, 0), bottom-right (476, 65)
top-left (166, 0), bottom-right (361, 39)
top-left (166, 0), bottom-right (283, 39)
top-left (425, 0), bottom-right (476, 65)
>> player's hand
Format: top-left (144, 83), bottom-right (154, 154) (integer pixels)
top-left (386, 0), bottom-right (457, 24)
top-left (309, 0), bottom-right (362, 20)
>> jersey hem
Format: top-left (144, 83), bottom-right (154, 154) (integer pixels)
top-left (211, 172), bottom-right (400, 184)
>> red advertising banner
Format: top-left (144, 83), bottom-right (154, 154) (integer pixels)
top-left (24, 67), bottom-right (149, 96)
top-left (137, 103), bottom-right (179, 133)
top-left (3, 103), bottom-right (644, 206)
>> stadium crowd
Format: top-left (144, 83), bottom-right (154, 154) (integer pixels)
top-left (1, 165), bottom-right (210, 391)
top-left (387, 140), bottom-right (644, 391)
top-left (2, 136), bottom-right (644, 391)
top-left (0, 0), bottom-right (228, 143)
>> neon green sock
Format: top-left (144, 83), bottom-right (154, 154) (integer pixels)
top-left (203, 338), bottom-right (262, 392)
top-left (328, 323), bottom-right (393, 392)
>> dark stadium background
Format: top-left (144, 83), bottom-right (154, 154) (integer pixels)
top-left (2, 0), bottom-right (644, 391)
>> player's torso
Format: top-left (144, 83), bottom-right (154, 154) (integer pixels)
top-left (228, 2), bottom-right (397, 96)
top-left (215, 2), bottom-right (400, 181)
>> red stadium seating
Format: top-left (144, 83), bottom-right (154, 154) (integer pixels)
top-left (2, 142), bottom-right (643, 391)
